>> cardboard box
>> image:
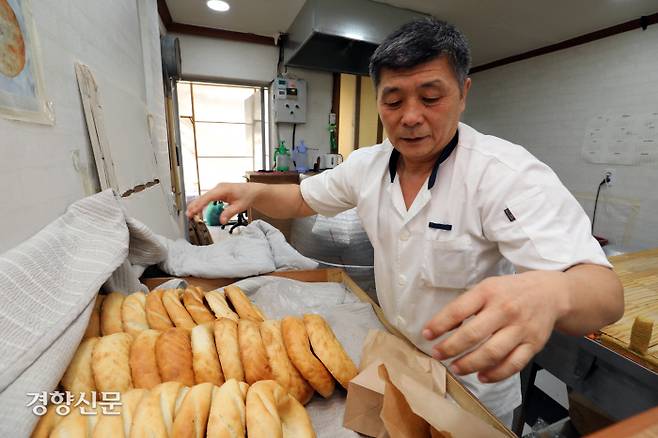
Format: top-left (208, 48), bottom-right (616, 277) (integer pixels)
top-left (143, 268), bottom-right (515, 437)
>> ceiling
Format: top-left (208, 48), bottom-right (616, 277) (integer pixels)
top-left (164, 0), bottom-right (658, 67)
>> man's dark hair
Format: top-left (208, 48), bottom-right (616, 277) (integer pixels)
top-left (369, 17), bottom-right (471, 93)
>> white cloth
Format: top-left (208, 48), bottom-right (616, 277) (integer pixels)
top-left (157, 219), bottom-right (318, 277)
top-left (300, 122), bottom-right (611, 417)
top-left (0, 190), bottom-right (167, 436)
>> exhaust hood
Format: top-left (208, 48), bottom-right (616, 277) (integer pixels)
top-left (284, 0), bottom-right (427, 75)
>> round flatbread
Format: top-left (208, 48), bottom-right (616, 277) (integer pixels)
top-left (0, 0), bottom-right (26, 77)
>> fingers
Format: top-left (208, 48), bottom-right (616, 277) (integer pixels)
top-left (448, 325), bottom-right (522, 375)
top-left (431, 307), bottom-right (508, 360)
top-left (186, 184), bottom-right (227, 218)
top-left (219, 203), bottom-right (245, 225)
top-left (423, 289), bottom-right (485, 341)
top-left (477, 343), bottom-right (536, 383)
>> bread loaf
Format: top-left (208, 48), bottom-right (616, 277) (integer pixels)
top-left (238, 319), bottom-right (273, 384)
top-left (207, 379), bottom-right (247, 438)
top-left (151, 381), bottom-right (184, 437)
top-left (281, 316), bottom-right (334, 398)
top-left (60, 337), bottom-right (98, 398)
top-left (155, 328), bottom-right (195, 387)
top-left (130, 329), bottom-right (162, 389)
top-left (82, 294), bottom-right (104, 339)
top-left (261, 320), bottom-right (314, 405)
top-left (93, 388), bottom-right (146, 438)
top-left (303, 314), bottom-right (357, 389)
top-left (224, 285), bottom-right (265, 322)
top-left (48, 403), bottom-right (93, 438)
top-left (183, 289), bottom-right (216, 324)
top-left (172, 382), bottom-right (214, 438)
top-left (191, 322), bottom-right (224, 385)
top-left (145, 289), bottom-right (175, 330)
top-left (130, 386), bottom-right (169, 438)
top-left (214, 318), bottom-right (244, 382)
top-left (100, 292), bottom-right (125, 336)
top-left (30, 404), bottom-right (63, 438)
top-left (246, 380), bottom-right (316, 438)
top-left (205, 290), bottom-right (239, 321)
top-left (121, 291), bottom-right (149, 336)
top-left (163, 289), bottom-right (196, 330)
top-left (91, 332), bottom-right (133, 394)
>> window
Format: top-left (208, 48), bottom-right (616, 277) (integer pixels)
top-left (177, 81), bottom-right (270, 197)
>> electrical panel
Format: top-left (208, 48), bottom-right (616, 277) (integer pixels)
top-left (271, 77), bottom-right (307, 124)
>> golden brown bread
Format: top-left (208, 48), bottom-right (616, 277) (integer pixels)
top-left (130, 329), bottom-right (162, 389)
top-left (172, 382), bottom-right (214, 438)
top-left (145, 289), bottom-right (175, 331)
top-left (30, 404), bottom-right (63, 438)
top-left (60, 337), bottom-right (98, 398)
top-left (93, 388), bottom-right (147, 438)
top-left (91, 332), bottom-right (133, 395)
top-left (163, 289), bottom-right (197, 330)
top-left (246, 380), bottom-right (316, 438)
top-left (238, 319), bottom-right (273, 384)
top-left (183, 289), bottom-right (216, 324)
top-left (303, 313), bottom-right (357, 389)
top-left (281, 316), bottom-right (335, 398)
top-left (100, 292), bottom-right (125, 336)
top-left (121, 291), bottom-right (149, 336)
top-left (130, 385), bottom-right (169, 438)
top-left (48, 403), bottom-right (93, 438)
top-left (82, 294), bottom-right (104, 339)
top-left (191, 322), bottom-right (225, 385)
top-left (204, 290), bottom-right (239, 321)
top-left (214, 318), bottom-right (245, 382)
top-left (151, 381), bottom-right (184, 437)
top-left (207, 379), bottom-right (247, 438)
top-left (261, 320), bottom-right (314, 405)
top-left (155, 327), bottom-right (195, 387)
top-left (224, 285), bottom-right (266, 322)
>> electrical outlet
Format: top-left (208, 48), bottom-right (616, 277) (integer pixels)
top-left (604, 168), bottom-right (615, 187)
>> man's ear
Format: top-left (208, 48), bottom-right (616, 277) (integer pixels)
top-left (461, 77), bottom-right (472, 99)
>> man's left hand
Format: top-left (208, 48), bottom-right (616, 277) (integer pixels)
top-left (422, 270), bottom-right (570, 383)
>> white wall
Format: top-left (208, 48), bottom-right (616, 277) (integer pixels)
top-left (175, 35), bottom-right (334, 170)
top-left (464, 26), bottom-right (658, 251)
top-left (0, 0), bottom-right (180, 254)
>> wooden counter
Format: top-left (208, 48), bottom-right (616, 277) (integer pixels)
top-left (599, 248), bottom-right (658, 371)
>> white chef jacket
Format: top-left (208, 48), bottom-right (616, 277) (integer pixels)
top-left (300, 122), bottom-right (611, 416)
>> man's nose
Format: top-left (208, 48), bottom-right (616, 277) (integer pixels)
top-left (400, 101), bottom-right (423, 127)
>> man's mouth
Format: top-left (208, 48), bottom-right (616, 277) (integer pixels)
top-left (400, 135), bottom-right (429, 143)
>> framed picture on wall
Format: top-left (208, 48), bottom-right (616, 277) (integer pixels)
top-left (0, 0), bottom-right (53, 124)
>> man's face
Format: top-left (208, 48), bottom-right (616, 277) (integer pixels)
top-left (377, 57), bottom-right (471, 162)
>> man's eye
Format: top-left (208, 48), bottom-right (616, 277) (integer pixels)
top-left (423, 97), bottom-right (440, 104)
top-left (385, 101), bottom-right (401, 108)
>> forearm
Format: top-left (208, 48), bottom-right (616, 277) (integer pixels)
top-left (250, 183), bottom-right (316, 219)
top-left (553, 264), bottom-right (624, 335)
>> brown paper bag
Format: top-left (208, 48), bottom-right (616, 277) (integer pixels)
top-left (378, 357), bottom-right (508, 438)
top-left (343, 330), bottom-right (508, 438)
top-left (343, 361), bottom-right (387, 437)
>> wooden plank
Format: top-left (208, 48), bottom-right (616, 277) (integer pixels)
top-left (75, 63), bottom-right (119, 192)
top-left (585, 406), bottom-right (658, 438)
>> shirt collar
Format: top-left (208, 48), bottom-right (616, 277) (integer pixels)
top-left (388, 129), bottom-right (459, 190)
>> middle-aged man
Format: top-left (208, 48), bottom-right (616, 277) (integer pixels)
top-left (187, 17), bottom-right (624, 425)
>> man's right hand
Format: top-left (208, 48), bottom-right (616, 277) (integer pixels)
top-left (186, 182), bottom-right (261, 224)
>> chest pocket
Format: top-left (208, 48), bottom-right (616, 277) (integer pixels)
top-left (420, 235), bottom-right (474, 290)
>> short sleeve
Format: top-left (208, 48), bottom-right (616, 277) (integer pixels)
top-left (481, 159), bottom-right (611, 272)
top-left (299, 152), bottom-right (362, 217)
